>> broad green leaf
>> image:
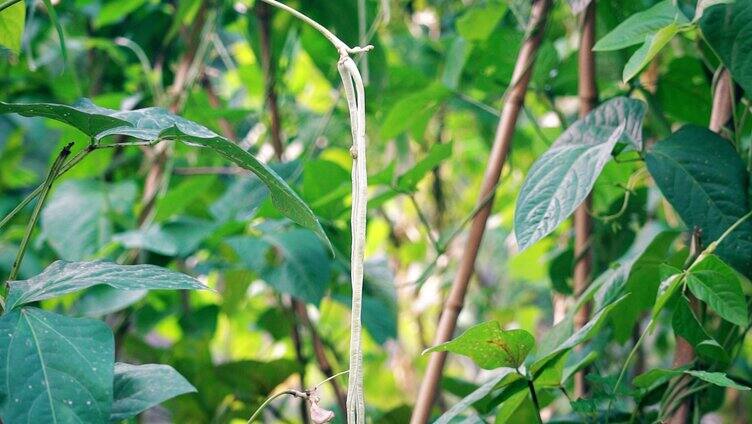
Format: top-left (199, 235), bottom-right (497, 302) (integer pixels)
top-left (94, 0), bottom-right (148, 28)
top-left (593, 1), bottom-right (688, 51)
top-left (424, 321), bottom-right (534, 370)
top-left (0, 100), bottom-right (330, 249)
top-left (41, 179), bottom-right (137, 261)
top-left (154, 176), bottom-right (216, 221)
top-left (701, 1), bottom-right (752, 95)
top-left (684, 370), bottom-right (750, 391)
top-left (0, 101), bottom-right (130, 137)
top-left (686, 255), bottom-right (748, 326)
top-left (0, 307), bottom-right (114, 423)
top-left (396, 142), bottom-right (452, 192)
top-left (493, 383), bottom-right (529, 423)
top-left (72, 286), bottom-right (147, 317)
top-left (0, 1), bottom-right (24, 54)
top-left (652, 266), bottom-right (684, 320)
top-left (622, 23), bottom-right (682, 82)
top-left (633, 367), bottom-right (683, 389)
top-left (646, 126), bottom-right (752, 277)
top-left (604, 230), bottom-right (679, 342)
top-left (226, 229), bottom-right (332, 305)
top-left (110, 362), bottom-right (196, 421)
top-left (434, 369), bottom-right (516, 424)
top-left (5, 260), bottom-right (208, 310)
top-left (456, 0), bottom-right (507, 41)
top-left (514, 97), bottom-right (646, 250)
top-left (380, 84), bottom-right (450, 140)
top-left (530, 295), bottom-right (627, 373)
top-left (114, 217), bottom-right (216, 257)
top-left (672, 296), bottom-right (729, 365)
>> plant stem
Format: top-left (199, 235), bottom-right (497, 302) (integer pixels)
top-left (6, 143), bottom-right (72, 285)
top-left (410, 2), bottom-right (552, 422)
top-left (527, 378), bottom-right (544, 424)
top-left (255, 1), bottom-right (285, 160)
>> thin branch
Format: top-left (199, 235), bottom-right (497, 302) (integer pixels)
top-left (255, 1), bottom-right (285, 160)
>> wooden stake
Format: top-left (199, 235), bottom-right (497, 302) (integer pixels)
top-left (409, 1), bottom-right (552, 422)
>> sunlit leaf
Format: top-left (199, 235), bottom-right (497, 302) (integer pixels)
top-left (593, 1), bottom-right (688, 51)
top-left (424, 321), bottom-right (535, 370)
top-left (514, 97), bottom-right (645, 250)
top-left (0, 1), bottom-right (24, 54)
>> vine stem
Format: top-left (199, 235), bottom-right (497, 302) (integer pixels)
top-left (259, 1), bottom-right (372, 422)
top-left (246, 390), bottom-right (303, 423)
top-left (527, 378), bottom-right (544, 424)
top-left (6, 143), bottom-right (72, 285)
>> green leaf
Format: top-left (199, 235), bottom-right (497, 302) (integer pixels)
top-left (514, 97), bottom-right (645, 250)
top-left (380, 84), bottom-right (450, 140)
top-left (442, 37), bottom-right (470, 90)
top-left (493, 383), bottom-right (529, 423)
top-left (226, 229), bottom-right (332, 305)
top-left (434, 369), bottom-right (517, 424)
top-left (0, 101), bottom-right (130, 137)
top-left (423, 321), bottom-right (534, 370)
top-left (530, 295), bottom-right (628, 373)
top-left (700, 1), bottom-right (752, 95)
top-left (646, 126), bottom-right (752, 277)
top-left (686, 255), bottom-right (748, 326)
top-left (672, 296), bottom-right (729, 364)
top-left (94, 0), bottom-right (148, 28)
top-left (633, 367), bottom-right (683, 389)
top-left (154, 176), bottom-right (216, 221)
top-left (0, 1), bottom-right (24, 54)
top-left (41, 179), bottom-right (137, 261)
top-left (110, 362), bottom-right (196, 421)
top-left (72, 286), bottom-right (147, 317)
top-left (396, 142), bottom-right (452, 192)
top-left (0, 100), bottom-right (330, 250)
top-left (593, 0), bottom-right (688, 51)
top-left (0, 307), bottom-right (114, 423)
top-left (622, 23), bottom-right (682, 82)
top-left (652, 266), bottom-right (684, 320)
top-left (684, 370), bottom-right (750, 391)
top-left (114, 217), bottom-right (216, 257)
top-left (5, 260), bottom-right (208, 310)
top-left (456, 0), bottom-right (507, 41)
top-left (604, 230), bottom-right (680, 342)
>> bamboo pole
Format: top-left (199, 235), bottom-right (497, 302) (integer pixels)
top-left (573, 0), bottom-right (597, 398)
top-left (409, 1), bottom-right (552, 422)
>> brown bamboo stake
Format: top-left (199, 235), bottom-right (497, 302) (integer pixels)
top-left (409, 1), bottom-right (552, 422)
top-left (667, 68), bottom-right (732, 424)
top-left (256, 1), bottom-right (286, 160)
top-left (573, 0), bottom-right (597, 398)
